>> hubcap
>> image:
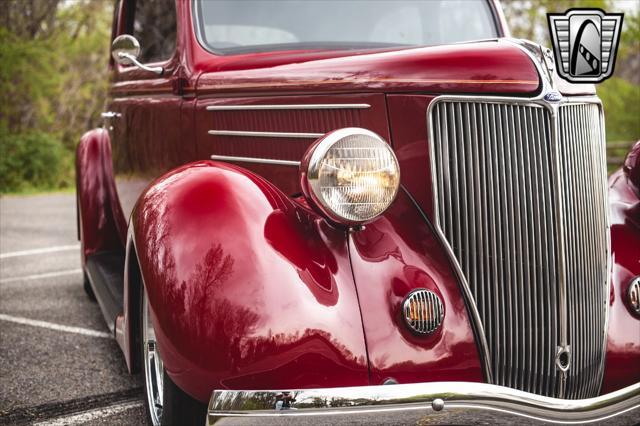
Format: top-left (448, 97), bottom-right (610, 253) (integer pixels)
top-left (142, 289), bottom-right (164, 425)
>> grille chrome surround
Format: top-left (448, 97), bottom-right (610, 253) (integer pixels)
top-left (403, 289), bottom-right (444, 335)
top-left (628, 277), bottom-right (640, 316)
top-left (428, 97), bottom-right (609, 399)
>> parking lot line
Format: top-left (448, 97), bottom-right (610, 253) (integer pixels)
top-left (0, 268), bottom-right (82, 284)
top-left (32, 400), bottom-right (143, 426)
top-left (0, 244), bottom-right (80, 259)
top-left (0, 313), bottom-right (111, 338)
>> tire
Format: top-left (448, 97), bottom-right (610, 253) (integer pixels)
top-left (140, 287), bottom-right (206, 426)
top-left (83, 271), bottom-right (97, 302)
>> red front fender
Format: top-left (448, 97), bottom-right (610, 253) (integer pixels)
top-left (348, 189), bottom-right (485, 385)
top-left (131, 161), bottom-right (369, 402)
top-left (601, 149), bottom-right (640, 393)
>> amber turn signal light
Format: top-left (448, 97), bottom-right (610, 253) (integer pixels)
top-left (402, 289), bottom-right (444, 335)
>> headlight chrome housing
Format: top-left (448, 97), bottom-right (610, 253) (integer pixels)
top-left (301, 128), bottom-right (400, 225)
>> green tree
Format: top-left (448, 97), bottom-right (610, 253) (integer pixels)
top-left (597, 77), bottom-right (640, 141)
top-left (502, 0), bottom-right (611, 46)
top-left (0, 0), bottom-right (112, 193)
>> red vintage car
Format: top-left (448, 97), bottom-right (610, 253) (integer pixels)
top-left (76, 0), bottom-right (640, 424)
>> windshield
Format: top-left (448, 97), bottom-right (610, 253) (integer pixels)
top-left (194, 0), bottom-right (499, 55)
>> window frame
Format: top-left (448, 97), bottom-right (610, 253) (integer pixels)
top-left (115, 0), bottom-right (178, 71)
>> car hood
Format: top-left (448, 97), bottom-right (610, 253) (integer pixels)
top-left (195, 39), bottom-right (555, 96)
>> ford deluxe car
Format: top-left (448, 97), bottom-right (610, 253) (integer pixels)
top-left (75, 0), bottom-right (640, 425)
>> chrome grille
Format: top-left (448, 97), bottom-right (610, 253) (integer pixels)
top-left (558, 104), bottom-right (609, 399)
top-left (429, 99), bottom-right (608, 399)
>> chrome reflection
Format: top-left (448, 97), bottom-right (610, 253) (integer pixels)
top-left (208, 130), bottom-right (324, 139)
top-left (210, 155), bottom-right (300, 167)
top-left (205, 104), bottom-right (371, 111)
top-left (143, 288), bottom-right (164, 425)
top-left (207, 381), bottom-right (640, 425)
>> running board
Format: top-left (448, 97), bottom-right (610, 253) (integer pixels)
top-left (85, 251), bottom-right (125, 334)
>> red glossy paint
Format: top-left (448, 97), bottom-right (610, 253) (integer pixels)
top-left (76, 0), bottom-right (637, 405)
top-left (106, 2), bottom-right (190, 225)
top-left (131, 161), bottom-right (369, 402)
top-left (196, 93), bottom-right (390, 195)
top-left (601, 161), bottom-right (640, 393)
top-left (348, 189), bottom-right (484, 385)
top-left (193, 41), bottom-right (541, 96)
top-left (386, 95), bottom-right (436, 219)
top-left (109, 92), bottom-right (188, 220)
top-left (183, 0), bottom-right (539, 97)
top-left (76, 128), bottom-right (127, 264)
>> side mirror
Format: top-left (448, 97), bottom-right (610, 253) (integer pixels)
top-left (111, 34), bottom-right (163, 75)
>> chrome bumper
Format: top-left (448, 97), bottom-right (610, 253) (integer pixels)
top-left (207, 381), bottom-right (640, 425)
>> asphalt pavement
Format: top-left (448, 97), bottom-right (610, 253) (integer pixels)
top-left (0, 192), bottom-right (146, 425)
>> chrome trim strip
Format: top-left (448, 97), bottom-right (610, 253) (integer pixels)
top-left (549, 99), bottom-right (569, 398)
top-left (206, 104), bottom-right (370, 111)
top-left (207, 381), bottom-right (640, 425)
top-left (208, 130), bottom-right (324, 139)
top-left (599, 101), bottom-right (613, 398)
top-left (101, 111), bottom-right (122, 119)
top-left (210, 155), bottom-right (300, 167)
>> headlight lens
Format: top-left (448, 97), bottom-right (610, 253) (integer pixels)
top-left (303, 128), bottom-right (400, 224)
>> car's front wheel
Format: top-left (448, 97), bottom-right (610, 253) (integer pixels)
top-left (140, 287), bottom-right (206, 426)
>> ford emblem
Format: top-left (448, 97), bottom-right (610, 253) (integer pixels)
top-left (543, 91), bottom-right (563, 102)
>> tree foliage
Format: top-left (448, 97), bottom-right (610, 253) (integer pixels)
top-left (0, 123), bottom-right (71, 191)
top-left (597, 77), bottom-right (640, 141)
top-left (0, 0), bottom-right (112, 193)
top-left (502, 0), bottom-right (611, 45)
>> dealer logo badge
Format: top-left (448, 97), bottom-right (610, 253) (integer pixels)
top-left (548, 9), bottom-right (623, 83)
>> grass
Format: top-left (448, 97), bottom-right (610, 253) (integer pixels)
top-left (0, 186), bottom-right (75, 197)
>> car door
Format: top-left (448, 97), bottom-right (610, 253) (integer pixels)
top-left (106, 0), bottom-right (189, 223)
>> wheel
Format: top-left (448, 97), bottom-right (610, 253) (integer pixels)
top-left (83, 271), bottom-right (97, 302)
top-left (140, 287), bottom-right (206, 426)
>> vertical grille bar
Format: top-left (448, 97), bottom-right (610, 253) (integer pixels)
top-left (487, 104), bottom-right (502, 384)
top-left (429, 99), bottom-right (608, 399)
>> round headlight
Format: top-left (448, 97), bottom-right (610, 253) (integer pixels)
top-left (301, 128), bottom-right (400, 224)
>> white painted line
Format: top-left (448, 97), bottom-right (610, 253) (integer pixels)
top-left (0, 314), bottom-right (111, 339)
top-left (0, 244), bottom-right (80, 259)
top-left (0, 268), bottom-right (82, 284)
top-left (33, 401), bottom-right (143, 426)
